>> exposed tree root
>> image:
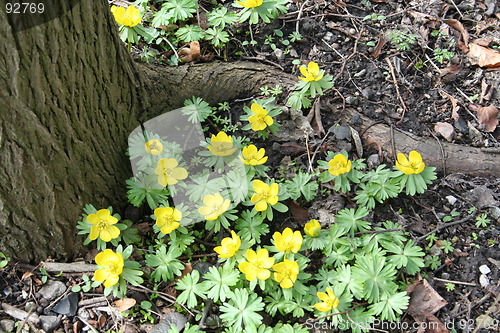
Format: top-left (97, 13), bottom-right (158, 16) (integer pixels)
top-left (138, 61), bottom-right (500, 176)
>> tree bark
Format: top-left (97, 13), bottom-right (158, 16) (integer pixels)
top-left (0, 0), bottom-right (146, 262)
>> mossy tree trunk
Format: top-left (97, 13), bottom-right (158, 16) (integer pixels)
top-left (0, 0), bottom-right (147, 262)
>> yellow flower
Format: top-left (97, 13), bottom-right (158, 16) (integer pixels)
top-left (94, 249), bottom-right (124, 288)
top-left (298, 61), bottom-right (325, 82)
top-left (273, 259), bottom-right (299, 289)
top-left (144, 139), bottom-right (163, 155)
top-left (396, 151), bottom-right (426, 175)
top-left (110, 5), bottom-right (142, 27)
top-left (155, 158), bottom-right (188, 187)
top-left (251, 180), bottom-right (279, 211)
top-left (154, 207), bottom-right (182, 234)
top-left (248, 103), bottom-right (274, 131)
top-left (241, 145), bottom-right (268, 165)
top-left (208, 132), bottom-right (238, 157)
top-left (314, 288), bottom-right (340, 312)
top-left (214, 230), bottom-right (241, 258)
top-left (328, 154), bottom-right (352, 176)
top-left (88, 209), bottom-right (120, 242)
top-left (273, 227), bottom-right (303, 253)
top-left (238, 249), bottom-right (275, 281)
top-left (235, 0), bottom-right (263, 8)
top-left (304, 219), bottom-right (321, 238)
top-left (198, 193), bottom-right (231, 221)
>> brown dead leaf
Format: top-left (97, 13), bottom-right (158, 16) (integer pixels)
top-left (416, 313), bottom-right (451, 333)
top-left (114, 298), bottom-right (136, 312)
top-left (407, 278), bottom-right (448, 318)
top-left (473, 37), bottom-right (494, 47)
top-left (21, 271), bottom-right (34, 281)
top-left (438, 90), bottom-right (460, 121)
top-left (180, 262), bottom-right (192, 278)
top-left (444, 19), bottom-right (469, 48)
top-left (467, 43), bottom-right (500, 68)
top-left (371, 34), bottom-right (386, 59)
top-left (179, 41), bottom-right (200, 63)
top-left (306, 98), bottom-right (325, 136)
top-left (476, 105), bottom-right (499, 132)
top-left (287, 200), bottom-right (310, 223)
top-left (434, 122), bottom-right (455, 142)
top-left (480, 79), bottom-right (494, 103)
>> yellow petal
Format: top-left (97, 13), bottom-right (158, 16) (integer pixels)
top-left (94, 268), bottom-right (108, 282)
top-left (103, 274), bottom-right (119, 288)
top-left (89, 226), bottom-right (100, 240)
top-left (255, 200), bottom-right (268, 211)
top-left (100, 229), bottom-right (112, 242)
top-left (314, 302), bottom-right (332, 312)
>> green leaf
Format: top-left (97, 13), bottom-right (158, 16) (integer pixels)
top-left (175, 270), bottom-right (209, 308)
top-left (180, 96), bottom-right (213, 123)
top-left (203, 264), bottom-right (240, 302)
top-left (235, 210), bottom-right (269, 243)
top-left (335, 207), bottom-right (371, 236)
top-left (369, 291), bottom-right (409, 321)
top-left (162, 0), bottom-right (198, 23)
top-left (220, 288), bottom-right (264, 330)
top-left (175, 25), bottom-right (205, 43)
top-left (207, 7), bottom-right (238, 29)
top-left (145, 245), bottom-right (184, 282)
top-left (352, 255), bottom-right (397, 303)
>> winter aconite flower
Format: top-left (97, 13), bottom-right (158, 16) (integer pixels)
top-left (273, 259), bottom-right (299, 289)
top-left (238, 249), bottom-right (275, 281)
top-left (111, 5), bottom-right (142, 27)
top-left (198, 193), bottom-right (231, 221)
top-left (94, 249), bottom-right (124, 288)
top-left (155, 158), bottom-right (188, 187)
top-left (273, 227), bottom-right (303, 253)
top-left (251, 180), bottom-right (279, 211)
top-left (208, 132), bottom-right (238, 156)
top-left (304, 219), bottom-right (321, 238)
top-left (144, 139), bottom-right (163, 156)
top-left (214, 230), bottom-right (241, 258)
top-left (241, 145), bottom-right (268, 165)
top-left (88, 209), bottom-right (120, 242)
top-left (235, 0), bottom-right (263, 8)
top-left (154, 207), bottom-right (181, 234)
top-left (328, 154), bottom-right (352, 176)
top-left (248, 103), bottom-right (274, 131)
top-left (314, 288), bottom-right (340, 312)
top-left (396, 151), bottom-right (425, 175)
top-left (298, 61), bottom-right (325, 82)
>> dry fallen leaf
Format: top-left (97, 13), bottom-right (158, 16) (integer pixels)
top-left (439, 90), bottom-right (460, 121)
top-left (434, 122), bottom-right (455, 142)
top-left (444, 19), bottom-right (469, 48)
top-left (476, 105), bottom-right (499, 132)
top-left (467, 43), bottom-right (500, 68)
top-left (114, 298), bottom-right (136, 312)
top-left (407, 278), bottom-right (450, 333)
top-left (179, 41), bottom-right (200, 63)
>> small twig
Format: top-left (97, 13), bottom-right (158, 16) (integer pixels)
top-left (354, 228), bottom-right (405, 236)
top-left (429, 129), bottom-right (446, 176)
top-left (433, 277), bottom-right (476, 286)
top-left (390, 124), bottom-right (396, 161)
top-left (424, 53), bottom-right (442, 74)
top-left (416, 214), bottom-right (475, 242)
top-left (305, 135), bottom-right (313, 173)
top-left (78, 316), bottom-right (99, 333)
top-left (241, 56), bottom-right (284, 71)
top-left (295, 0), bottom-right (309, 35)
top-left (448, 0), bottom-right (464, 18)
top-left (15, 303), bottom-right (36, 333)
top-left (385, 57), bottom-right (409, 125)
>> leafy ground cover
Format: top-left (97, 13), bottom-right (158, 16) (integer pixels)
top-left (1, 0), bottom-right (499, 332)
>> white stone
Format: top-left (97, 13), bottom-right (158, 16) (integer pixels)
top-left (479, 264), bottom-right (491, 275)
top-left (479, 274), bottom-right (490, 288)
top-left (445, 195), bottom-right (457, 205)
